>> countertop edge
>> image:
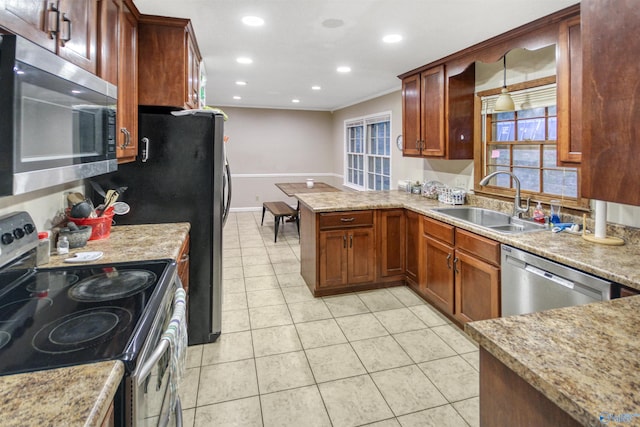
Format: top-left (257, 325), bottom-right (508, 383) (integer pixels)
top-left (85, 361), bottom-right (125, 427)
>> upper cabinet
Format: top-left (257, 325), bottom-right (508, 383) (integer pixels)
top-left (581, 0), bottom-right (640, 206)
top-left (556, 15), bottom-right (582, 165)
top-left (401, 64), bottom-right (473, 159)
top-left (138, 15), bottom-right (202, 109)
top-left (0, 0), bottom-right (98, 73)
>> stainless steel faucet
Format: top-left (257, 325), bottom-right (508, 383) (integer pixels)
top-left (479, 171), bottom-right (530, 218)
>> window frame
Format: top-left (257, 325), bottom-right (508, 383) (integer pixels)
top-left (343, 112), bottom-right (392, 191)
top-left (473, 78), bottom-right (588, 210)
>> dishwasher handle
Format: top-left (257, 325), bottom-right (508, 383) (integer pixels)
top-left (525, 264), bottom-right (574, 289)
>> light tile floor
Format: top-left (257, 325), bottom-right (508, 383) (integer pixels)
top-left (180, 211), bottom-right (480, 427)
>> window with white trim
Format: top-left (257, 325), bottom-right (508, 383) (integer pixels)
top-left (345, 113), bottom-right (391, 191)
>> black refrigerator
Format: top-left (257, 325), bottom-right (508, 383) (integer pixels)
top-left (94, 106), bottom-right (230, 345)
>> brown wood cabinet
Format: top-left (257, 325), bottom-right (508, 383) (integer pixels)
top-left (454, 229), bottom-right (500, 323)
top-left (318, 211), bottom-right (375, 289)
top-left (401, 64), bottom-right (474, 159)
top-left (479, 348), bottom-right (581, 427)
top-left (100, 401), bottom-right (115, 427)
top-left (97, 0), bottom-right (139, 163)
top-left (581, 0), bottom-right (640, 206)
top-left (0, 0), bottom-right (98, 73)
top-left (556, 15), bottom-right (582, 165)
top-left (417, 216), bottom-right (500, 324)
top-left (138, 15), bottom-right (201, 109)
top-left (377, 209), bottom-right (405, 279)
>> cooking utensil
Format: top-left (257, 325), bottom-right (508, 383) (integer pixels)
top-left (67, 192), bottom-right (85, 206)
top-left (69, 201), bottom-right (93, 218)
top-left (112, 201), bottom-right (130, 215)
top-left (98, 190), bottom-right (119, 217)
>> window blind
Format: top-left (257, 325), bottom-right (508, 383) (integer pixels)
top-left (481, 83), bottom-right (556, 114)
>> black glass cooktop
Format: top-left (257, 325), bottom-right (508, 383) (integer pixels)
top-left (0, 259), bottom-right (173, 376)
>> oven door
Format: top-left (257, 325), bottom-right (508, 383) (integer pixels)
top-left (128, 279), bottom-right (186, 427)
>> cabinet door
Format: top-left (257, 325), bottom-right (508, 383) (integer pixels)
top-left (581, 0), bottom-right (640, 205)
top-left (405, 210), bottom-right (420, 284)
top-left (319, 230), bottom-right (348, 288)
top-left (57, 0), bottom-right (98, 73)
top-left (423, 235), bottom-right (454, 314)
top-left (97, 0), bottom-right (119, 85)
top-left (557, 15), bottom-right (582, 165)
top-left (186, 32), bottom-right (200, 109)
top-left (348, 228), bottom-right (375, 284)
top-left (0, 0), bottom-right (56, 51)
top-left (116, 0), bottom-right (138, 162)
top-left (402, 74), bottom-right (422, 156)
top-left (378, 209), bottom-right (405, 278)
top-left (421, 65), bottom-right (445, 157)
top-left (446, 64), bottom-right (475, 160)
top-left (454, 250), bottom-right (500, 324)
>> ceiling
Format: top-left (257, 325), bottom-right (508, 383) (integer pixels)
top-left (133, 0), bottom-right (578, 111)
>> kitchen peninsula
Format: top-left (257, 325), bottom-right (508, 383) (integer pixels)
top-left (297, 189), bottom-right (640, 426)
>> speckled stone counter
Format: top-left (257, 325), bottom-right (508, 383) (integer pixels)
top-left (14, 222), bottom-right (190, 425)
top-left (466, 297), bottom-right (640, 427)
top-left (45, 222), bottom-right (191, 268)
top-left (296, 190), bottom-right (640, 290)
top-left (0, 360), bottom-right (124, 427)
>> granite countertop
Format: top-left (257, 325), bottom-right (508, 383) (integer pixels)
top-left (45, 222), bottom-right (191, 268)
top-left (297, 189), bottom-right (640, 425)
top-left (4, 222), bottom-right (191, 425)
top-left (296, 190), bottom-right (640, 291)
top-left (0, 361), bottom-right (124, 427)
top-left (466, 297), bottom-right (640, 427)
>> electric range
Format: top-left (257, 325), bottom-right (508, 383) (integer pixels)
top-left (0, 211), bottom-right (176, 377)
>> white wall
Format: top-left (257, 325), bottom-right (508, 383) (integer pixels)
top-left (0, 181), bottom-right (86, 232)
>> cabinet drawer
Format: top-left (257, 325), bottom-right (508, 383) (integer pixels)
top-left (455, 228), bottom-right (500, 266)
top-left (319, 210), bottom-right (373, 230)
top-left (423, 216), bottom-right (454, 245)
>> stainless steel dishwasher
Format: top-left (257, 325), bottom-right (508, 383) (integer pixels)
top-left (501, 245), bottom-right (612, 316)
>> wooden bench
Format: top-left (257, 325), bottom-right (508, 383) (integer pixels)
top-left (261, 202), bottom-right (299, 242)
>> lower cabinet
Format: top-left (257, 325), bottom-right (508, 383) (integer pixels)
top-left (405, 210), bottom-right (421, 285)
top-left (378, 209), bottom-right (405, 279)
top-left (419, 216), bottom-right (501, 324)
top-left (319, 223), bottom-right (375, 289)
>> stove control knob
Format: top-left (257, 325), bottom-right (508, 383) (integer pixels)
top-left (1, 233), bottom-right (14, 245)
top-left (23, 223), bottom-right (35, 235)
top-left (13, 228), bottom-right (25, 239)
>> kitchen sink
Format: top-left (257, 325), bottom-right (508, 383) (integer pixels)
top-left (431, 207), bottom-right (547, 234)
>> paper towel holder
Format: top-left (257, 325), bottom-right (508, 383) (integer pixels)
top-left (581, 200), bottom-right (624, 246)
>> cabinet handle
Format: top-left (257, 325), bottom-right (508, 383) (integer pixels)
top-left (141, 137), bottom-right (150, 163)
top-left (446, 253), bottom-right (452, 269)
top-left (350, 234), bottom-right (353, 248)
top-left (179, 254), bottom-right (189, 263)
top-left (454, 257), bottom-right (459, 274)
top-left (60, 13), bottom-right (71, 44)
top-left (46, 3), bottom-right (59, 39)
top-left (120, 128), bottom-right (131, 150)
top-left (340, 217), bottom-right (355, 222)
top-left (343, 234), bottom-right (347, 248)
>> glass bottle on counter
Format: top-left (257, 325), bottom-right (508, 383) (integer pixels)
top-left (57, 236), bottom-right (69, 255)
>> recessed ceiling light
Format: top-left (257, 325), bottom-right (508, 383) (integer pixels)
top-left (71, 90), bottom-right (82, 94)
top-left (383, 34), bottom-right (403, 43)
top-left (292, 99), bottom-right (300, 103)
top-left (236, 57), bottom-right (253, 64)
top-left (242, 16), bottom-right (264, 26)
top-left (311, 85), bottom-right (321, 91)
top-left (233, 96), bottom-right (242, 100)
top-left (236, 81), bottom-right (247, 86)
top-left (337, 66), bottom-right (351, 73)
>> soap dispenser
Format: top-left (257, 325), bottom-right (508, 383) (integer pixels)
top-left (533, 202), bottom-right (545, 223)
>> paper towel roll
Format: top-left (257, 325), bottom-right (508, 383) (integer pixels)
top-left (594, 200), bottom-right (607, 239)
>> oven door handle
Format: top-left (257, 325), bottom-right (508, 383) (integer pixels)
top-left (137, 284), bottom-right (187, 386)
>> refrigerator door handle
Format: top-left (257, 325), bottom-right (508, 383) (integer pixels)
top-left (223, 160), bottom-right (232, 226)
top-left (141, 137), bottom-right (150, 162)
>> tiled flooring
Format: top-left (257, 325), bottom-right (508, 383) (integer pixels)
top-left (180, 212), bottom-right (480, 427)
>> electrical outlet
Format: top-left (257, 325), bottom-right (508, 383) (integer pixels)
top-left (255, 195), bottom-right (260, 201)
top-left (455, 178), bottom-right (466, 189)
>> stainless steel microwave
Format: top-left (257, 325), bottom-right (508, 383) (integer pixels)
top-left (0, 34), bottom-right (117, 196)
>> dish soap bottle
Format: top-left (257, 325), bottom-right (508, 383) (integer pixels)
top-left (57, 236), bottom-right (69, 255)
top-left (533, 202), bottom-right (545, 223)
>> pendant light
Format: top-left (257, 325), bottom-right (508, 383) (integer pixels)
top-left (494, 55), bottom-right (515, 112)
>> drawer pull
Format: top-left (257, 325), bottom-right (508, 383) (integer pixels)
top-left (446, 253), bottom-right (452, 269)
top-left (340, 217), bottom-right (356, 222)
